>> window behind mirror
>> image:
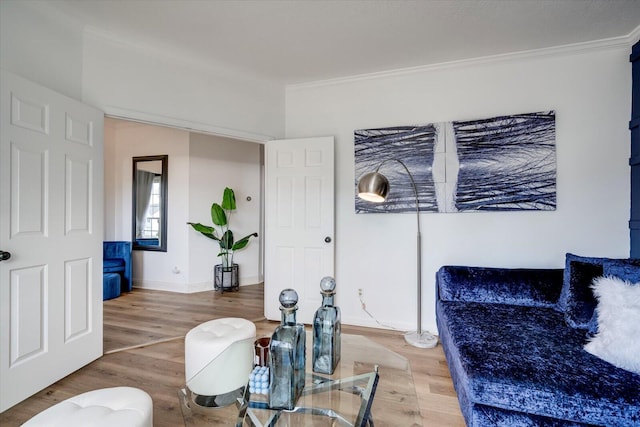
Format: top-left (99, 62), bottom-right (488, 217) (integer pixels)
top-left (132, 155), bottom-right (168, 252)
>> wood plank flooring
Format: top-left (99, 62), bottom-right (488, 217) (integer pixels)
top-left (0, 284), bottom-right (464, 426)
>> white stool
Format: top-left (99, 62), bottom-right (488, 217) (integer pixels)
top-left (185, 317), bottom-right (256, 401)
top-left (22, 387), bottom-right (152, 427)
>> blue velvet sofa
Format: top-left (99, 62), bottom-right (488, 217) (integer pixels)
top-left (103, 241), bottom-right (132, 298)
top-left (436, 257), bottom-right (640, 426)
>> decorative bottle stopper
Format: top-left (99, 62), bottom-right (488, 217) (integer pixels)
top-left (279, 288), bottom-right (298, 312)
top-left (312, 276), bottom-right (341, 374)
top-left (268, 289), bottom-right (306, 409)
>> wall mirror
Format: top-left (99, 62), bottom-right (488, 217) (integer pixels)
top-left (132, 155), bottom-right (168, 252)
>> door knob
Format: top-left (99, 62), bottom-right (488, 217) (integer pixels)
top-left (0, 251), bottom-right (11, 261)
top-left (324, 236), bottom-right (332, 243)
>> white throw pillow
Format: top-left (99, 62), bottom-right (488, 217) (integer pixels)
top-left (584, 276), bottom-right (640, 375)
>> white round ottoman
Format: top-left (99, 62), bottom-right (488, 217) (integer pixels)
top-left (22, 387), bottom-right (152, 427)
top-left (185, 317), bottom-right (256, 401)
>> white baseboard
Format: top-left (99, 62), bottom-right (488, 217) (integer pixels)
top-left (185, 281), bottom-right (216, 293)
top-left (132, 277), bottom-right (262, 293)
top-left (240, 275), bottom-right (261, 286)
top-left (131, 280), bottom-right (190, 292)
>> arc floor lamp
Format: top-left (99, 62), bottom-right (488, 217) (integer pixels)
top-left (357, 159), bottom-right (438, 349)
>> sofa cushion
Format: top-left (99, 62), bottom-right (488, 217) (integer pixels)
top-left (437, 266), bottom-right (563, 308)
top-left (437, 300), bottom-right (640, 426)
top-left (470, 404), bottom-right (595, 427)
top-left (559, 253), bottom-right (609, 329)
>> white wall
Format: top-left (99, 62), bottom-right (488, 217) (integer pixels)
top-left (0, 1), bottom-right (84, 100)
top-left (82, 29), bottom-right (285, 141)
top-left (188, 134), bottom-right (262, 288)
top-left (285, 44), bottom-right (632, 334)
top-left (105, 118), bottom-right (192, 291)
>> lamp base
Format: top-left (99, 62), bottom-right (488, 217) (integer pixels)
top-left (404, 331), bottom-right (438, 349)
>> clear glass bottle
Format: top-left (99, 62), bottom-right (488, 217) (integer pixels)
top-left (312, 276), bottom-right (341, 374)
top-left (268, 288), bottom-right (306, 410)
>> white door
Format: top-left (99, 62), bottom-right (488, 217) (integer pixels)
top-left (0, 71), bottom-right (104, 412)
top-left (264, 137), bottom-right (335, 324)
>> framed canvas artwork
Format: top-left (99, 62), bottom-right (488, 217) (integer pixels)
top-left (354, 111), bottom-right (556, 213)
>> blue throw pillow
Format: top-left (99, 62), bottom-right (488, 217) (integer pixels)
top-left (559, 253), bottom-right (607, 329)
top-left (586, 310), bottom-right (599, 337)
top-left (603, 259), bottom-right (640, 282)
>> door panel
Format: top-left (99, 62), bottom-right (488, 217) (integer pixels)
top-left (65, 113), bottom-right (94, 146)
top-left (10, 265), bottom-right (47, 364)
top-left (10, 93), bottom-right (49, 135)
top-left (65, 156), bottom-right (92, 234)
top-left (64, 258), bottom-right (91, 341)
top-left (10, 143), bottom-right (48, 236)
top-left (265, 137), bottom-right (334, 324)
top-left (0, 70), bottom-right (103, 412)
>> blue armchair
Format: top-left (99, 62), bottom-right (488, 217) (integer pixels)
top-left (103, 241), bottom-right (132, 297)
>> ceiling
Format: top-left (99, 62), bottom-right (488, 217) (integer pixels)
top-left (47, 0), bottom-right (640, 84)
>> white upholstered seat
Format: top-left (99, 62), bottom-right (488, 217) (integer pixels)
top-left (22, 386), bottom-right (153, 427)
top-left (185, 317), bottom-right (256, 396)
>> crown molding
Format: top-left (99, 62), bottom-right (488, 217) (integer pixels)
top-left (288, 30), bottom-right (640, 92)
top-left (627, 24), bottom-right (640, 46)
top-left (102, 106), bottom-right (274, 143)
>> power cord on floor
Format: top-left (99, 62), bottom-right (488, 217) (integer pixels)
top-left (358, 289), bottom-right (402, 331)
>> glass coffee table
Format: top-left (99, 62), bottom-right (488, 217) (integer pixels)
top-left (179, 334), bottom-right (422, 426)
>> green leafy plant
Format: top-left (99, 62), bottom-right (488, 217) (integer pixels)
top-left (188, 187), bottom-right (258, 268)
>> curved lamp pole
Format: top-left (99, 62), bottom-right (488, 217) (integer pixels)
top-left (357, 159), bottom-right (438, 349)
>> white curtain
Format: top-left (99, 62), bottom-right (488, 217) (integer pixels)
top-left (135, 170), bottom-right (155, 238)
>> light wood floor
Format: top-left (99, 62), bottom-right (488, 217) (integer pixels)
top-left (0, 284), bottom-right (465, 426)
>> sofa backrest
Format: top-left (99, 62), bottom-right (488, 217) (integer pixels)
top-left (437, 265), bottom-right (564, 308)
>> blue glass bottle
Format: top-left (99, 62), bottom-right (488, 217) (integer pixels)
top-left (312, 276), bottom-right (341, 374)
top-left (269, 288), bottom-right (306, 410)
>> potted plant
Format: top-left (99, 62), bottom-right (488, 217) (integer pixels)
top-left (188, 187), bottom-right (258, 291)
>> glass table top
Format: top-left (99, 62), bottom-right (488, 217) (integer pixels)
top-left (179, 333), bottom-right (423, 426)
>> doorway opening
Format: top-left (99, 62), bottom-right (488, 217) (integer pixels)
top-left (104, 116), bottom-right (265, 295)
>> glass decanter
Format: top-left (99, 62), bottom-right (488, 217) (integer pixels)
top-left (312, 276), bottom-right (341, 374)
top-left (268, 288), bottom-right (306, 410)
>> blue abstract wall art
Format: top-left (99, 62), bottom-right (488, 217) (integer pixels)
top-left (355, 111), bottom-right (556, 213)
